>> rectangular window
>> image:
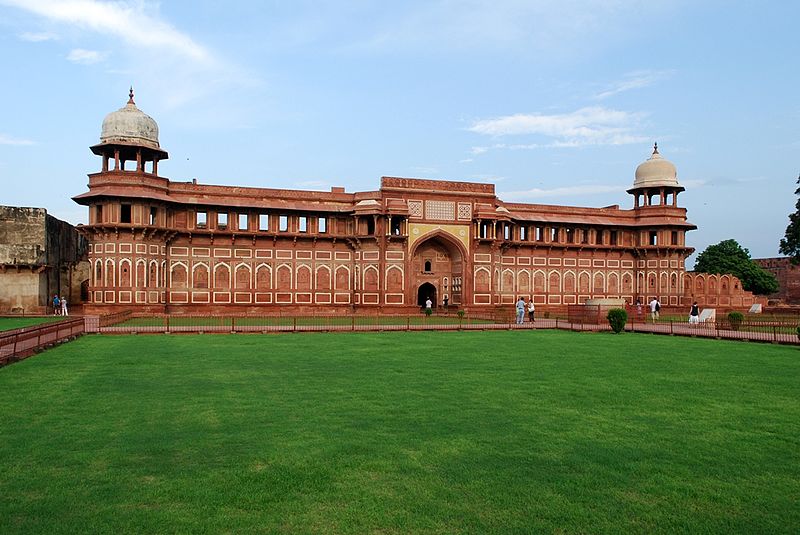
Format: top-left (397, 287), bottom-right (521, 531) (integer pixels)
top-left (279, 215), bottom-right (288, 232)
top-left (582, 228), bottom-right (589, 244)
top-left (217, 212), bottom-right (228, 229)
top-left (504, 225), bottom-right (511, 240)
top-left (318, 216), bottom-right (327, 233)
top-left (671, 231), bottom-right (679, 245)
top-left (259, 214), bottom-right (269, 231)
top-left (650, 231), bottom-right (658, 246)
top-left (197, 211), bottom-right (207, 228)
top-left (95, 204), bottom-right (103, 224)
top-left (480, 222), bottom-right (489, 239)
top-left (551, 227), bottom-right (558, 242)
top-left (238, 213), bottom-right (248, 231)
top-left (391, 218), bottom-right (401, 235)
top-left (610, 230), bottom-right (617, 246)
top-left (121, 204), bottom-right (132, 224)
top-left (536, 226), bottom-right (544, 242)
top-left (299, 216), bottom-right (307, 233)
top-left (519, 226), bottom-right (527, 241)
top-left (149, 207), bottom-right (157, 226)
top-left (566, 228), bottom-right (574, 244)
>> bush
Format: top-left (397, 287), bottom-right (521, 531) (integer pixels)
top-left (424, 308), bottom-right (432, 317)
top-left (457, 310), bottom-right (465, 319)
top-left (606, 308), bottom-right (628, 334)
top-left (728, 311), bottom-right (744, 331)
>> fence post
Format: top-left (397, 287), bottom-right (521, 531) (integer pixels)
top-left (231, 316), bottom-right (236, 333)
top-left (352, 316), bottom-right (355, 331)
top-left (293, 317), bottom-right (297, 331)
top-left (407, 316), bottom-right (410, 331)
top-left (166, 315), bottom-right (170, 333)
top-left (670, 320), bottom-right (673, 335)
top-left (773, 325), bottom-right (777, 343)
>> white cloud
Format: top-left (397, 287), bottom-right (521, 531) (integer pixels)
top-left (66, 48), bottom-right (106, 64)
top-left (4, 0), bottom-right (209, 62)
top-left (459, 158), bottom-right (473, 164)
top-left (593, 70), bottom-right (675, 100)
top-left (469, 106), bottom-right (647, 147)
top-left (501, 184), bottom-right (623, 201)
top-left (2, 0), bottom-right (261, 112)
top-left (19, 31), bottom-right (58, 41)
top-left (0, 134), bottom-right (35, 146)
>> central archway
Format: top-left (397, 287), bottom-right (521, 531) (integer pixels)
top-left (409, 230), bottom-right (467, 307)
top-left (417, 282), bottom-right (436, 307)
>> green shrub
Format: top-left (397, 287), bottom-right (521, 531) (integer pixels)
top-left (796, 326), bottom-right (800, 340)
top-left (457, 310), bottom-right (465, 319)
top-left (606, 308), bottom-right (628, 334)
top-left (424, 308), bottom-right (432, 317)
top-left (728, 311), bottom-right (744, 331)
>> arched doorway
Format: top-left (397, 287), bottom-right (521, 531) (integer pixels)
top-left (418, 282), bottom-right (436, 307)
top-left (410, 231), bottom-right (466, 307)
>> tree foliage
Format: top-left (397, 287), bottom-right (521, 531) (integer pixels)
top-left (694, 239), bottom-right (778, 295)
top-left (779, 173), bottom-right (800, 264)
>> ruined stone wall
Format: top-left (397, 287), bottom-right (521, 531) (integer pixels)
top-left (0, 206), bottom-right (89, 313)
top-left (0, 206), bottom-right (47, 265)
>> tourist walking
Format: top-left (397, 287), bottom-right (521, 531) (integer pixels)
top-left (425, 297), bottom-right (432, 314)
top-left (528, 298), bottom-right (535, 322)
top-left (61, 296), bottom-right (68, 316)
top-left (649, 297), bottom-right (660, 322)
top-left (689, 301), bottom-right (699, 326)
top-left (52, 294), bottom-right (60, 315)
top-left (515, 296), bottom-right (526, 324)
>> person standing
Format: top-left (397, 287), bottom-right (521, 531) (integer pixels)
top-left (425, 297), bottom-right (432, 314)
top-left (61, 296), bottom-right (68, 316)
top-left (528, 298), bottom-right (535, 322)
top-left (52, 294), bottom-right (60, 316)
top-left (689, 301), bottom-right (699, 326)
top-left (635, 298), bottom-right (642, 319)
top-left (649, 297), bottom-right (660, 322)
top-left (515, 296), bottom-right (526, 324)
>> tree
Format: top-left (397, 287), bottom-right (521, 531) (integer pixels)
top-left (694, 239), bottom-right (778, 295)
top-left (779, 173), bottom-right (800, 264)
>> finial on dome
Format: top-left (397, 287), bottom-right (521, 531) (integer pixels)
top-left (128, 86), bottom-right (135, 105)
top-left (653, 142), bottom-right (659, 155)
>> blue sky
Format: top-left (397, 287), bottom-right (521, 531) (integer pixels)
top-left (1, 0), bottom-right (798, 264)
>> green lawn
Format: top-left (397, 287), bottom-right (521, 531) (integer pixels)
top-left (0, 316), bottom-right (66, 332)
top-left (0, 331), bottom-right (798, 534)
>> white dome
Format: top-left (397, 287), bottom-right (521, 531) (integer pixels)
top-left (99, 89), bottom-right (160, 150)
top-left (633, 143), bottom-right (679, 189)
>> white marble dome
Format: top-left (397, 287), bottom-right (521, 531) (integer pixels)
top-left (99, 89), bottom-right (160, 150)
top-left (633, 143), bottom-right (679, 189)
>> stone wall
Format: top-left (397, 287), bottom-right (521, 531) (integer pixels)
top-left (0, 206), bottom-right (89, 313)
top-left (682, 272), bottom-right (766, 310)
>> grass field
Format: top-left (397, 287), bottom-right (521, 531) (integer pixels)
top-left (0, 316), bottom-right (66, 332)
top-left (0, 331), bottom-right (798, 534)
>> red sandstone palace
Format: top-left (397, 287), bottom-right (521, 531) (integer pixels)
top-left (74, 91), bottom-right (699, 314)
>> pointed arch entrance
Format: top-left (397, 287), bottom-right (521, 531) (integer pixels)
top-left (409, 230), bottom-right (467, 307)
top-left (417, 282), bottom-right (436, 307)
